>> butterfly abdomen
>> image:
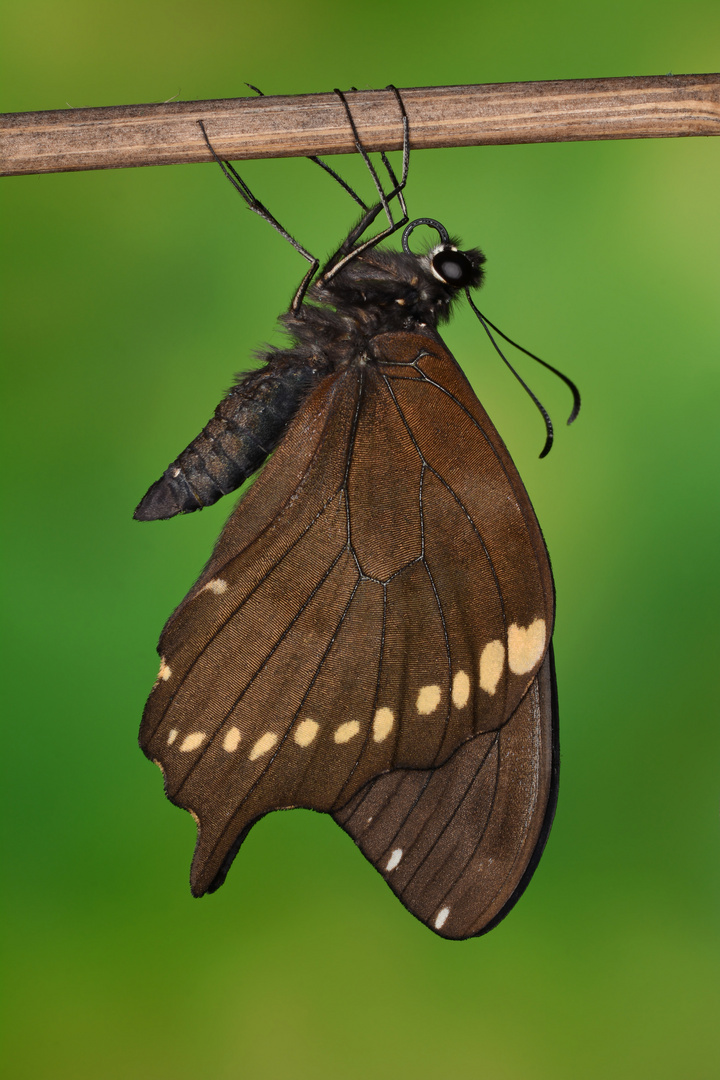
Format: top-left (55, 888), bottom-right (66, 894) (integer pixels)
top-left (133, 357), bottom-right (330, 521)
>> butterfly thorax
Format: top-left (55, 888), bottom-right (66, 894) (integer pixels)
top-left (306, 246), bottom-right (485, 343)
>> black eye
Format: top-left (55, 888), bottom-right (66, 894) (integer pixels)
top-left (431, 249), bottom-right (474, 286)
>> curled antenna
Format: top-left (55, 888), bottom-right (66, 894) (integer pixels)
top-left (402, 217), bottom-right (450, 251)
top-left (465, 290), bottom-right (556, 458)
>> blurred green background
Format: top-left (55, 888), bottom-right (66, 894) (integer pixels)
top-left (2, 1), bottom-right (719, 1077)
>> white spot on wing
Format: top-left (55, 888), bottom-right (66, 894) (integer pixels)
top-left (386, 848), bottom-right (403, 872)
top-left (202, 578), bottom-right (228, 595)
top-left (372, 707), bottom-right (394, 742)
top-left (479, 640), bottom-right (505, 695)
top-left (167, 728), bottom-right (178, 745)
top-left (249, 732), bottom-right (278, 761)
top-left (223, 726), bottom-right (241, 752)
top-left (180, 731), bottom-right (207, 752)
top-left (158, 659), bottom-right (172, 682)
top-left (507, 619), bottom-right (546, 675)
top-left (334, 720), bottom-right (360, 744)
top-left (294, 718), bottom-right (319, 747)
top-left (416, 685), bottom-right (441, 715)
top-left (452, 670), bottom-right (470, 708)
top-left (434, 907), bottom-right (450, 929)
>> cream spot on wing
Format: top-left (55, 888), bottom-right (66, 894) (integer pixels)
top-left (372, 707), bottom-right (394, 742)
top-left (452, 670), bottom-right (470, 708)
top-left (152, 757), bottom-right (166, 777)
top-left (171, 467), bottom-right (181, 477)
top-left (386, 848), bottom-right (403, 872)
top-left (435, 907), bottom-right (450, 929)
top-left (180, 731), bottom-right (207, 752)
top-left (167, 728), bottom-right (178, 746)
top-left (479, 640), bottom-right (505, 695)
top-left (202, 578), bottom-right (228, 595)
top-left (334, 720), bottom-right (360, 744)
top-left (416, 685), bottom-right (441, 715)
top-left (158, 659), bottom-right (172, 682)
top-left (189, 809), bottom-right (200, 826)
top-left (294, 718), bottom-right (319, 747)
top-left (223, 726), bottom-right (241, 752)
top-left (249, 732), bottom-right (278, 761)
top-left (508, 619), bottom-right (546, 675)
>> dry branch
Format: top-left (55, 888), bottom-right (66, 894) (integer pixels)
top-left (1, 74), bottom-right (718, 178)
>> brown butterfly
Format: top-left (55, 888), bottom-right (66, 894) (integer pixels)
top-left (135, 88), bottom-right (577, 939)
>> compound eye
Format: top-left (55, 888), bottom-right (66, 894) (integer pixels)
top-left (431, 248), bottom-right (474, 286)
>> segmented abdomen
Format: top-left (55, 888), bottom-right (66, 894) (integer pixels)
top-left (134, 360), bottom-right (324, 521)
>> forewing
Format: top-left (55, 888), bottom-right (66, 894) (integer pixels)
top-left (141, 331), bottom-right (557, 925)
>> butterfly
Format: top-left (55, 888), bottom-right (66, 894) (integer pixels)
top-left (135, 87), bottom-right (577, 939)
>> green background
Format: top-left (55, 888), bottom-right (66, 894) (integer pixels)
top-left (2, 2), bottom-right (719, 1077)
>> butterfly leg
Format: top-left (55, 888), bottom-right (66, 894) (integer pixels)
top-left (315, 86), bottom-right (410, 290)
top-left (293, 86), bottom-right (411, 306)
top-left (332, 86), bottom-right (407, 230)
top-left (199, 88), bottom-right (409, 311)
top-left (271, 83), bottom-right (409, 225)
top-left (244, 82), bottom-right (371, 212)
top-left (197, 119), bottom-right (320, 311)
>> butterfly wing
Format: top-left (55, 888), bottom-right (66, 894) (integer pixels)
top-left (334, 646), bottom-right (558, 939)
top-left (140, 331), bottom-right (557, 935)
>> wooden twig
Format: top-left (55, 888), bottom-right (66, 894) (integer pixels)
top-left (2, 74), bottom-right (718, 178)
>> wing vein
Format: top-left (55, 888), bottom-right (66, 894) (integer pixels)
top-left (192, 574), bottom-right (365, 867)
top-left (402, 732), bottom-right (501, 897)
top-left (147, 489), bottom-right (341, 740)
top-left (332, 581), bottom-right (388, 807)
top-left (172, 547), bottom-right (348, 790)
top-left (395, 364), bottom-right (553, 616)
top-left (431, 679), bottom-right (542, 921)
top-left (379, 730), bottom-right (499, 875)
top-left (420, 558), bottom-right (453, 765)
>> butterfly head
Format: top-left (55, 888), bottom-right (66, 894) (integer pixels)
top-left (427, 243), bottom-right (484, 291)
top-left (405, 217), bottom-right (484, 295)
